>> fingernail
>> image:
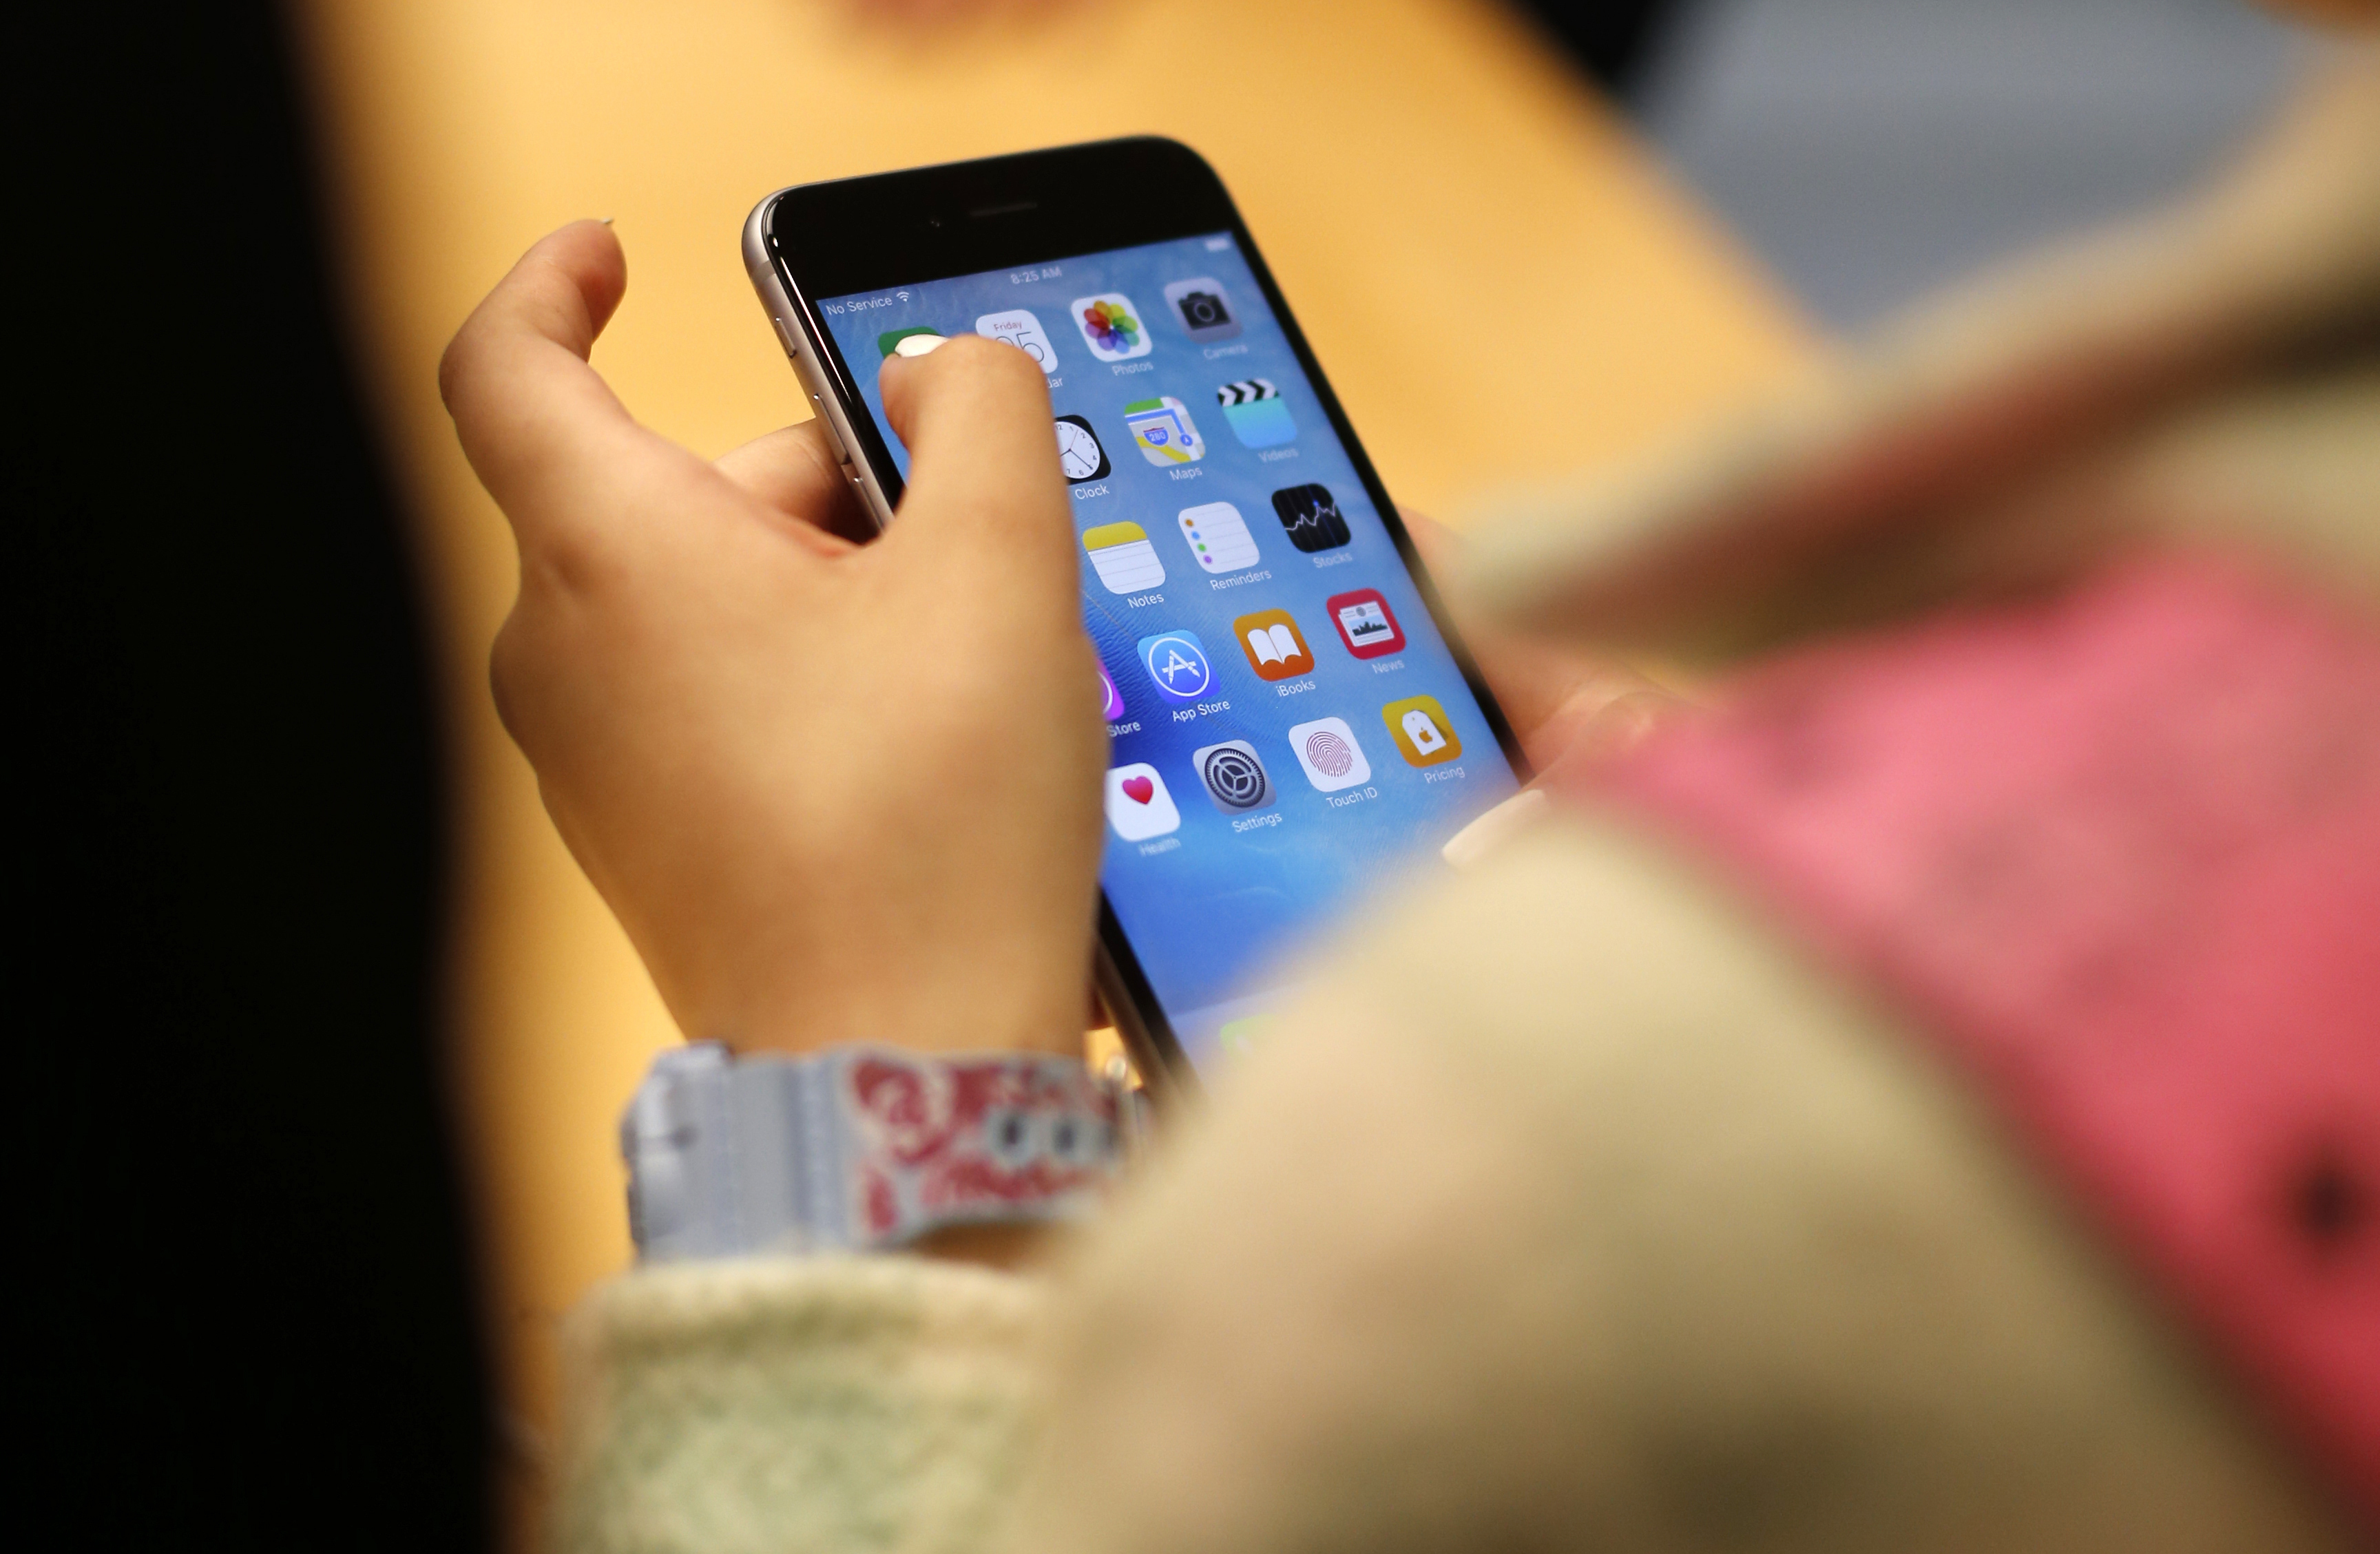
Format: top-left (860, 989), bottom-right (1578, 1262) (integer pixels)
top-left (891, 332), bottom-right (948, 358)
top-left (600, 216), bottom-right (615, 226)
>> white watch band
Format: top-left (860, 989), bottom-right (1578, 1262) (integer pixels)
top-left (621, 1042), bottom-right (1125, 1258)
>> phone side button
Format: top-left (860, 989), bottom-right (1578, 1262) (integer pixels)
top-left (812, 397), bottom-right (851, 465)
top-left (771, 315), bottom-right (800, 357)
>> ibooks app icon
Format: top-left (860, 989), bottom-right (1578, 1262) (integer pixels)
top-left (1232, 608), bottom-right (1314, 682)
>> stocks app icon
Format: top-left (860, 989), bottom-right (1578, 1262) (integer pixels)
top-left (1270, 483), bottom-right (1350, 553)
top-left (1192, 740), bottom-right (1275, 813)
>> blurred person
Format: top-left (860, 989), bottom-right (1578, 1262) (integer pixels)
top-left (438, 36), bottom-right (2377, 1554)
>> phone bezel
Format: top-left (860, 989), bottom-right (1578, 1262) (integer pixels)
top-left (749, 136), bottom-right (1529, 1092)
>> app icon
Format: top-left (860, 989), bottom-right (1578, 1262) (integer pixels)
top-left (975, 310), bottom-right (1059, 374)
top-left (1326, 587), bottom-right (1406, 658)
top-left (1381, 695), bottom-right (1462, 766)
top-left (1271, 483), bottom-right (1351, 553)
top-left (1082, 521), bottom-right (1164, 594)
top-left (1105, 763), bottom-right (1181, 841)
top-left (1098, 661), bottom-right (1126, 721)
top-left (1178, 501), bottom-right (1260, 573)
top-left (1218, 379), bottom-right (1296, 448)
top-left (1070, 293), bottom-right (1151, 361)
top-left (877, 327), bottom-right (946, 358)
top-left (1286, 717), bottom-right (1372, 792)
top-left (1162, 277), bottom-right (1242, 343)
top-left (1056, 415), bottom-right (1110, 483)
top-left (1232, 607), bottom-right (1313, 681)
top-left (1124, 397), bottom-right (1207, 466)
top-left (1192, 740), bottom-right (1275, 813)
top-left (1137, 631), bottom-right (1215, 702)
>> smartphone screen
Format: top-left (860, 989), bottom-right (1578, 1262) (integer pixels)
top-left (806, 224), bottom-right (1523, 1072)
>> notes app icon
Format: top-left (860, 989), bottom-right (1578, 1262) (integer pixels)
top-left (1233, 608), bottom-right (1313, 682)
top-left (1082, 522), bottom-right (1165, 595)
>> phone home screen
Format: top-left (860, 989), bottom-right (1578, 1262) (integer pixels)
top-left (817, 233), bottom-right (1522, 1069)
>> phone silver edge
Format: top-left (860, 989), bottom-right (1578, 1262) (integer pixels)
top-left (740, 191), bottom-right (899, 534)
top-left (740, 189), bottom-right (1193, 1101)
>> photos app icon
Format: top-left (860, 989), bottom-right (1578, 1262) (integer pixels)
top-left (1071, 293), bottom-right (1151, 361)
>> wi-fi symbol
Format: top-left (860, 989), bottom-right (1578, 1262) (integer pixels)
top-left (896, 290), bottom-right (910, 301)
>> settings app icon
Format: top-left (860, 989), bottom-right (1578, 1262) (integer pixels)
top-left (1192, 740), bottom-right (1275, 814)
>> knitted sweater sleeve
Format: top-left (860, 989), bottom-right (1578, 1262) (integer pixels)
top-left (551, 1255), bottom-right (1048, 1554)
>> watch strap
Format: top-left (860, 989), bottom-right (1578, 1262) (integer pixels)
top-left (622, 1042), bottom-right (1124, 1259)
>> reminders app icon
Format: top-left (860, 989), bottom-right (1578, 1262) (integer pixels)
top-left (1083, 522), bottom-right (1165, 594)
top-left (1178, 502), bottom-right (1259, 573)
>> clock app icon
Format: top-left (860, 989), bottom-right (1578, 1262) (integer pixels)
top-left (1055, 414), bottom-right (1111, 483)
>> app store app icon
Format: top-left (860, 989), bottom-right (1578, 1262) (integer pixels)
top-left (1138, 631), bottom-right (1215, 703)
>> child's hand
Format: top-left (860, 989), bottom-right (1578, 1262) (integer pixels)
top-left (441, 221), bottom-right (1104, 1058)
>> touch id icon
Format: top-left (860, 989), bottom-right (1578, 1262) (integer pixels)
top-left (1326, 588), bottom-right (1406, 659)
top-left (1192, 741), bottom-right (1275, 813)
top-left (976, 310), bottom-right (1059, 374)
top-left (1082, 522), bottom-right (1163, 594)
top-left (1105, 764), bottom-right (1180, 841)
top-left (1137, 631), bottom-right (1215, 703)
top-left (1178, 502), bottom-right (1259, 573)
top-left (1382, 695), bottom-right (1462, 766)
top-left (1232, 607), bottom-right (1313, 681)
top-left (1286, 717), bottom-right (1372, 793)
top-left (1072, 293), bottom-right (1151, 361)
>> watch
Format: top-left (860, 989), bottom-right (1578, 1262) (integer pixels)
top-left (620, 1042), bottom-right (1126, 1259)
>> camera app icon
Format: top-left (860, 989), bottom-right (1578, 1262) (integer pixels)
top-left (1163, 277), bottom-right (1242, 343)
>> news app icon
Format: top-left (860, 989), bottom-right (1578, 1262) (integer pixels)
top-left (1098, 661), bottom-right (1126, 721)
top-left (1178, 501), bottom-right (1259, 573)
top-left (1192, 740), bottom-right (1275, 814)
top-left (1056, 415), bottom-right (1111, 483)
top-left (1137, 630), bottom-right (1215, 703)
top-left (1125, 397), bottom-right (1207, 467)
top-left (1232, 607), bottom-right (1313, 681)
top-left (1105, 763), bottom-right (1180, 841)
top-left (1163, 277), bottom-right (1242, 343)
top-left (1082, 521), bottom-right (1164, 594)
top-left (1381, 695), bottom-right (1462, 767)
top-left (1326, 587), bottom-right (1405, 659)
top-left (1286, 717), bottom-right (1371, 793)
top-left (975, 309), bottom-right (1059, 374)
top-left (1270, 483), bottom-right (1350, 553)
top-left (1218, 379), bottom-right (1295, 448)
top-left (1071, 293), bottom-right (1151, 361)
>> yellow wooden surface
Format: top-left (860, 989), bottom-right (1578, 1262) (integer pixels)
top-left (295, 0), bottom-right (1808, 1533)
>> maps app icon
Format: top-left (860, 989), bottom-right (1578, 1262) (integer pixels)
top-left (1125, 397), bottom-right (1207, 466)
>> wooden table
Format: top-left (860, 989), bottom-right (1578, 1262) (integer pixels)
top-left (297, 0), bottom-right (1808, 1537)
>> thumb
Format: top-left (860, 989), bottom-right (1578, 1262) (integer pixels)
top-left (877, 336), bottom-right (1077, 599)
